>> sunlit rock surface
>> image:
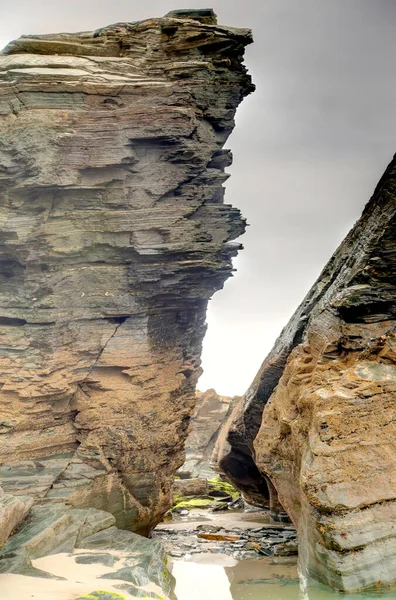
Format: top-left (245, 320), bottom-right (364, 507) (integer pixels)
top-left (0, 8), bottom-right (253, 537)
top-left (218, 155), bottom-right (396, 592)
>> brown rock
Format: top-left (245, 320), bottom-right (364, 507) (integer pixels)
top-left (0, 11), bottom-right (253, 534)
top-left (217, 155), bottom-right (396, 592)
top-left (197, 532), bottom-right (241, 542)
top-left (173, 478), bottom-right (208, 497)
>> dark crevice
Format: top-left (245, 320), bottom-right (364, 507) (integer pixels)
top-left (219, 447), bottom-right (270, 506)
top-left (0, 316), bottom-right (27, 326)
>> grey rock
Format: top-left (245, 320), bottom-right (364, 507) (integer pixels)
top-left (74, 553), bottom-right (116, 567)
top-left (0, 486), bottom-right (33, 546)
top-left (0, 504), bottom-right (170, 597)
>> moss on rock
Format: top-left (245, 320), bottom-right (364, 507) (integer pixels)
top-left (77, 592), bottom-right (126, 600)
top-left (173, 497), bottom-right (215, 510)
top-left (208, 476), bottom-right (239, 499)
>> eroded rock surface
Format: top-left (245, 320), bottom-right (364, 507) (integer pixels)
top-left (178, 388), bottom-right (239, 478)
top-left (218, 155), bottom-right (396, 592)
top-left (0, 485), bottom-right (33, 546)
top-left (0, 8), bottom-right (253, 536)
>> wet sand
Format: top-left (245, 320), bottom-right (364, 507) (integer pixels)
top-left (0, 550), bottom-right (164, 600)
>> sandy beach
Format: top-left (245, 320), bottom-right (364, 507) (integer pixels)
top-left (0, 550), bottom-right (165, 600)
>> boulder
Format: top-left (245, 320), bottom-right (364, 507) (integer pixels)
top-left (0, 504), bottom-right (170, 598)
top-left (173, 478), bottom-right (208, 498)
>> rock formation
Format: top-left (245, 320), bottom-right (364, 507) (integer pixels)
top-left (0, 8), bottom-right (253, 539)
top-left (178, 388), bottom-right (239, 479)
top-left (0, 502), bottom-right (170, 599)
top-left (217, 155), bottom-right (396, 592)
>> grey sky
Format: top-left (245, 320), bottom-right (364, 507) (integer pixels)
top-left (1, 1), bottom-right (395, 395)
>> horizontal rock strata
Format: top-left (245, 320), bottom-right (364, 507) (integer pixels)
top-left (0, 8), bottom-right (253, 537)
top-left (218, 155), bottom-right (396, 592)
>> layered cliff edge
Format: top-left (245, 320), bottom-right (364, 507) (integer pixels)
top-left (0, 8), bottom-right (254, 541)
top-left (216, 155), bottom-right (396, 592)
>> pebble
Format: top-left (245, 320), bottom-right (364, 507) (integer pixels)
top-left (153, 522), bottom-right (298, 561)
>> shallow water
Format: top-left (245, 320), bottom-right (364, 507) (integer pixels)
top-left (1, 507), bottom-right (395, 600)
top-left (1, 546), bottom-right (396, 600)
top-left (166, 509), bottom-right (396, 600)
top-left (172, 554), bottom-right (396, 600)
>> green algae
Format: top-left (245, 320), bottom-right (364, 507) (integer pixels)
top-left (208, 476), bottom-right (239, 499)
top-left (77, 592), bottom-right (127, 600)
top-left (173, 497), bottom-right (215, 509)
top-left (172, 476), bottom-right (239, 510)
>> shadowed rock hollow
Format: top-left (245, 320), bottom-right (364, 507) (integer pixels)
top-left (217, 155), bottom-right (396, 592)
top-left (0, 8), bottom-right (254, 536)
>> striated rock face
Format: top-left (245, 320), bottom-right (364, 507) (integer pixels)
top-left (0, 485), bottom-right (33, 546)
top-left (218, 156), bottom-right (396, 592)
top-left (178, 388), bottom-right (239, 479)
top-left (0, 9), bottom-right (253, 536)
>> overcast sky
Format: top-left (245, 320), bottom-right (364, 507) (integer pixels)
top-left (1, 1), bottom-right (395, 396)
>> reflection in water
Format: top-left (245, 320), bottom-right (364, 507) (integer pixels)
top-left (172, 554), bottom-right (396, 600)
top-left (172, 555), bottom-right (235, 600)
top-left (226, 556), bottom-right (299, 600)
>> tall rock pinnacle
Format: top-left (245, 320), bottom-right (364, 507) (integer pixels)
top-left (0, 9), bottom-right (253, 534)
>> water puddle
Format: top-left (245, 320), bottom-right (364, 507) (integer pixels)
top-left (172, 553), bottom-right (298, 599)
top-left (162, 509), bottom-right (396, 600)
top-left (166, 508), bottom-right (273, 529)
top-left (171, 553), bottom-right (396, 600)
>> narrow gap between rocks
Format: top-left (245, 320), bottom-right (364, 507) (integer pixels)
top-left (150, 390), bottom-right (298, 600)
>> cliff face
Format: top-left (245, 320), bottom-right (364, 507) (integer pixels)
top-left (0, 9), bottom-right (253, 536)
top-left (217, 156), bottom-right (396, 592)
top-left (178, 388), bottom-right (239, 479)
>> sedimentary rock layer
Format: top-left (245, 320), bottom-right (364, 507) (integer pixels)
top-left (178, 388), bottom-right (239, 479)
top-left (0, 9), bottom-right (253, 536)
top-left (218, 155), bottom-right (396, 592)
